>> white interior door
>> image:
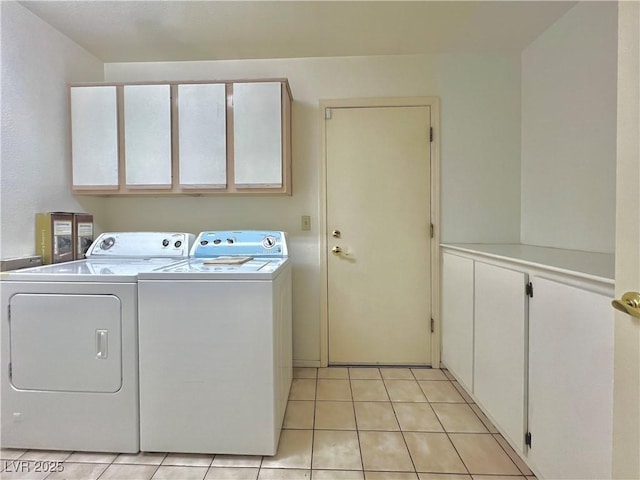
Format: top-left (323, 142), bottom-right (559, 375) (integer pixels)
top-left (325, 105), bottom-right (432, 365)
top-left (612, 3), bottom-right (640, 477)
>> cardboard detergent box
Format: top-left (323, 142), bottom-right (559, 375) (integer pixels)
top-left (73, 213), bottom-right (94, 260)
top-left (35, 212), bottom-right (74, 264)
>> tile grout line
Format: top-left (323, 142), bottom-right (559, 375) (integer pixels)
top-left (413, 374), bottom-right (474, 479)
top-left (428, 379), bottom-right (473, 479)
top-left (393, 372), bottom-right (420, 477)
top-left (380, 369), bottom-right (419, 476)
top-left (491, 433), bottom-right (531, 477)
top-left (451, 380), bottom-right (528, 477)
top-left (348, 366), bottom-right (367, 480)
top-left (307, 368), bottom-right (319, 479)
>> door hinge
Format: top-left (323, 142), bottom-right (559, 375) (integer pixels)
top-left (7, 305), bottom-right (10, 322)
top-left (430, 223), bottom-right (434, 238)
top-left (525, 431), bottom-right (532, 448)
top-left (430, 318), bottom-right (435, 333)
top-left (526, 282), bottom-right (533, 298)
top-left (8, 362), bottom-right (12, 379)
top-left (429, 127), bottom-right (434, 142)
top-left (325, 108), bottom-right (332, 120)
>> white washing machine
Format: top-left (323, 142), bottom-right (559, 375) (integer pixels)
top-left (137, 231), bottom-right (292, 455)
top-left (0, 232), bottom-right (194, 453)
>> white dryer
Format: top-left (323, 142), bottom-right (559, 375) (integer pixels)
top-left (0, 232), bottom-right (194, 453)
top-left (137, 231), bottom-right (292, 455)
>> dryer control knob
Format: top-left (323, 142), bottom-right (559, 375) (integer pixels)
top-left (174, 240), bottom-right (182, 248)
top-left (162, 239), bottom-right (170, 247)
top-left (100, 237), bottom-right (115, 250)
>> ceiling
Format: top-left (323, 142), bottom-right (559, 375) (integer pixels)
top-left (19, 1), bottom-right (577, 63)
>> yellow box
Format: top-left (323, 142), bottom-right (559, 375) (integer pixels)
top-left (35, 212), bottom-right (74, 264)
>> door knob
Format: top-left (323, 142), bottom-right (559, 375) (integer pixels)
top-left (332, 230), bottom-right (341, 238)
top-left (612, 292), bottom-right (640, 319)
top-left (332, 246), bottom-right (342, 254)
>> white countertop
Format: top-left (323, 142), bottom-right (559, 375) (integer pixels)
top-left (441, 243), bottom-right (614, 284)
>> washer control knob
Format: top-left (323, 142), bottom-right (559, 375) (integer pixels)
top-left (100, 237), bottom-right (115, 250)
top-left (200, 240), bottom-right (209, 246)
top-left (227, 238), bottom-right (235, 244)
top-left (213, 239), bottom-right (222, 245)
top-left (174, 240), bottom-right (182, 248)
top-left (162, 239), bottom-right (170, 247)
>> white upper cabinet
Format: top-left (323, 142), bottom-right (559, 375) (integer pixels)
top-left (178, 83), bottom-right (227, 188)
top-left (123, 84), bottom-right (172, 188)
top-left (233, 82), bottom-right (283, 188)
top-left (70, 86), bottom-right (119, 189)
top-left (70, 79), bottom-right (291, 195)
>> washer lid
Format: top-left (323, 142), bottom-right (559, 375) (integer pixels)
top-left (139, 257), bottom-right (289, 280)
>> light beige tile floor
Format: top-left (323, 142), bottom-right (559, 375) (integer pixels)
top-left (0, 368), bottom-right (536, 480)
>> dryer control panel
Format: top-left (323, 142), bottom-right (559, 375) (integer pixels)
top-left (191, 231), bottom-right (288, 258)
top-left (86, 232), bottom-right (195, 258)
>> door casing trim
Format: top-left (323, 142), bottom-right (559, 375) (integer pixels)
top-left (319, 96), bottom-right (441, 367)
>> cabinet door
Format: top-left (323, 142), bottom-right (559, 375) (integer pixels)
top-left (123, 84), bottom-right (172, 188)
top-left (9, 293), bottom-right (122, 393)
top-left (178, 83), bottom-right (227, 188)
top-left (474, 261), bottom-right (527, 452)
top-left (70, 86), bottom-right (119, 189)
top-left (441, 252), bottom-right (474, 391)
top-left (528, 277), bottom-right (613, 479)
top-left (233, 82), bottom-right (283, 188)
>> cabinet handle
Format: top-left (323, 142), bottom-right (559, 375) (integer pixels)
top-left (611, 292), bottom-right (640, 319)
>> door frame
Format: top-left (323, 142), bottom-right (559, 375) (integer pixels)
top-left (319, 96), bottom-right (441, 367)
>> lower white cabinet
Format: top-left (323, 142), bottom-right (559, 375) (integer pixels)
top-left (440, 245), bottom-right (614, 480)
top-left (528, 277), bottom-right (614, 480)
top-left (441, 253), bottom-right (474, 392)
top-left (474, 262), bottom-right (527, 453)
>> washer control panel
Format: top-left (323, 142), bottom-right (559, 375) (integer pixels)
top-left (87, 232), bottom-right (195, 258)
top-left (192, 231), bottom-right (288, 258)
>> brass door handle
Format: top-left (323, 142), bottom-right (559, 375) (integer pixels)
top-left (612, 292), bottom-right (640, 319)
top-left (332, 246), bottom-right (342, 254)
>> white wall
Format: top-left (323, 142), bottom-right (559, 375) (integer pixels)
top-left (105, 54), bottom-right (521, 363)
top-left (0, 1), bottom-right (106, 259)
top-left (521, 1), bottom-right (618, 253)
